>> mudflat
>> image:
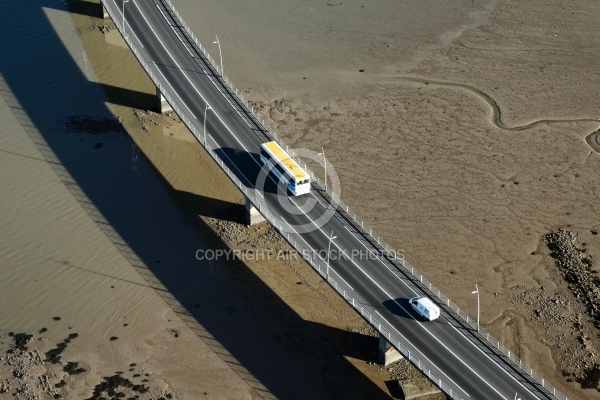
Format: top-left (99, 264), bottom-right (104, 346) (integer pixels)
top-left (0, 0), bottom-right (598, 399)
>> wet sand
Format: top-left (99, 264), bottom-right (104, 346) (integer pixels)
top-left (0, 0), bottom-right (599, 399)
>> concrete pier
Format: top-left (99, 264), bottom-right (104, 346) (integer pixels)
top-left (245, 198), bottom-right (265, 226)
top-left (156, 87), bottom-right (173, 113)
top-left (100, 1), bottom-right (109, 19)
top-left (379, 334), bottom-right (404, 366)
top-left (399, 378), bottom-right (442, 399)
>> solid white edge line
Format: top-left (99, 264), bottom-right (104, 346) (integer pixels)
top-left (374, 310), bottom-right (471, 398)
top-left (153, 63), bottom-right (196, 119)
top-left (125, 4), bottom-right (538, 397)
top-left (280, 216), bottom-right (353, 291)
top-left (152, 2), bottom-right (254, 129)
top-left (131, 1), bottom-right (257, 163)
top-left (134, 1), bottom-right (314, 205)
top-left (370, 245), bottom-right (539, 399)
top-left (119, 0), bottom-right (144, 48)
top-left (291, 208), bottom-right (506, 399)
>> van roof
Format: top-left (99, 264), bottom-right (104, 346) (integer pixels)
top-left (416, 297), bottom-right (438, 310)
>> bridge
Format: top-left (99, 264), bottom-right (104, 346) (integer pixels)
top-left (100, 1), bottom-right (567, 399)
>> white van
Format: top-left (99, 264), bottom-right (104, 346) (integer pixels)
top-left (409, 297), bottom-right (440, 321)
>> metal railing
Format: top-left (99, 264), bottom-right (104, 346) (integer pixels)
top-left (101, 1), bottom-right (567, 399)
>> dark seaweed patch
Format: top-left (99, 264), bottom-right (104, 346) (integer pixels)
top-left (45, 342), bottom-right (67, 364)
top-left (63, 361), bottom-right (87, 375)
top-left (44, 333), bottom-right (79, 364)
top-left (576, 364), bottom-right (600, 390)
top-left (12, 333), bottom-right (33, 351)
top-left (85, 375), bottom-right (149, 400)
top-left (60, 115), bottom-right (126, 135)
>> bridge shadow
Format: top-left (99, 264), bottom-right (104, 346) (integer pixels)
top-left (307, 321), bottom-right (379, 363)
top-left (213, 147), bottom-right (261, 184)
top-left (171, 189), bottom-right (244, 222)
top-left (384, 380), bottom-right (405, 399)
top-left (0, 1), bottom-right (392, 399)
top-left (383, 298), bottom-right (417, 320)
top-left (215, 147), bottom-right (286, 196)
top-left (100, 83), bottom-right (158, 111)
top-left (65, 0), bottom-right (100, 17)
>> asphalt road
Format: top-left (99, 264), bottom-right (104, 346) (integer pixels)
top-left (102, 1), bottom-right (559, 398)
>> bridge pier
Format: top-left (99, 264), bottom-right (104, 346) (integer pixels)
top-left (245, 198), bottom-right (265, 226)
top-left (156, 87), bottom-right (173, 113)
top-left (100, 0), bottom-right (109, 19)
top-left (379, 333), bottom-right (403, 366)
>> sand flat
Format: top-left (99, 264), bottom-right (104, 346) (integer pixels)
top-left (1, 0), bottom-right (599, 398)
top-left (170, 0), bottom-right (600, 397)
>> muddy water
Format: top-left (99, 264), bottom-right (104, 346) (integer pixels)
top-left (0, 1), bottom-right (252, 398)
top-left (0, 1), bottom-right (138, 336)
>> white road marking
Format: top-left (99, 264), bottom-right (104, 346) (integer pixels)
top-left (368, 243), bottom-right (539, 399)
top-left (327, 265), bottom-right (354, 291)
top-left (126, 5), bottom-right (538, 397)
top-left (375, 311), bottom-right (471, 397)
top-left (280, 218), bottom-right (353, 291)
top-left (154, 4), bottom-right (193, 57)
top-left (152, 3), bottom-right (254, 128)
top-left (344, 225), bottom-right (365, 244)
top-left (288, 207), bottom-right (506, 399)
top-left (132, 1), bottom-right (310, 205)
top-left (153, 63), bottom-right (196, 118)
top-left (132, 1), bottom-right (257, 161)
top-left (132, 0), bottom-right (282, 196)
top-left (117, 0), bottom-right (144, 48)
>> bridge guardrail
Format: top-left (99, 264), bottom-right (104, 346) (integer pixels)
top-left (102, 1), bottom-right (567, 399)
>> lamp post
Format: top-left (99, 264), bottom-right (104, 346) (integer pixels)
top-left (213, 35), bottom-right (223, 76)
top-left (472, 284), bottom-right (480, 332)
top-left (318, 147), bottom-right (327, 191)
top-left (203, 103), bottom-right (212, 146)
top-left (326, 230), bottom-right (337, 278)
top-left (122, 0), bottom-right (129, 33)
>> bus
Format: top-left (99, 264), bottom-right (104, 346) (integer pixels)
top-left (259, 141), bottom-right (311, 196)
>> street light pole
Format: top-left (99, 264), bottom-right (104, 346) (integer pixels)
top-left (326, 230), bottom-right (337, 278)
top-left (318, 148), bottom-right (327, 191)
top-left (204, 103), bottom-right (212, 146)
top-left (472, 284), bottom-right (480, 332)
top-left (122, 0), bottom-right (129, 33)
top-left (213, 35), bottom-right (223, 76)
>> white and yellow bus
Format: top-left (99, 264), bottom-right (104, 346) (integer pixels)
top-left (260, 141), bottom-right (311, 196)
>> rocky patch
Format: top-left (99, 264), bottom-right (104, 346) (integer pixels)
top-left (0, 323), bottom-right (176, 399)
top-left (511, 229), bottom-right (599, 392)
top-left (545, 229), bottom-right (599, 327)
